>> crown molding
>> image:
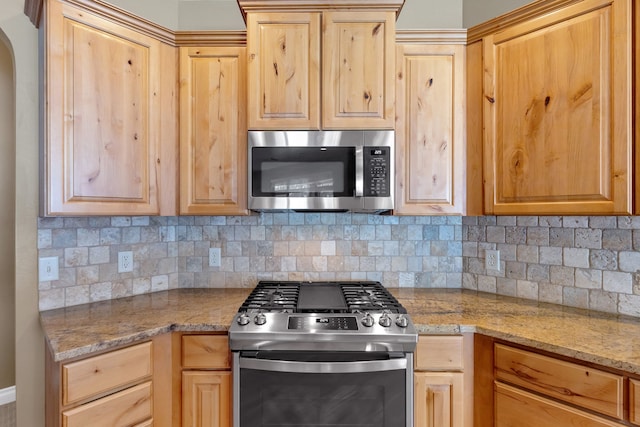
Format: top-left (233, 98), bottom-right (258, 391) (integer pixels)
top-left (466, 0), bottom-right (582, 43)
top-left (174, 31), bottom-right (247, 47)
top-left (396, 29), bottom-right (467, 45)
top-left (236, 0), bottom-right (405, 21)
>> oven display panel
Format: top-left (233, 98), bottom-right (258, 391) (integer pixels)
top-left (288, 316), bottom-right (358, 330)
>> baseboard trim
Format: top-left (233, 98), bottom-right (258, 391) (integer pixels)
top-left (0, 386), bottom-right (16, 405)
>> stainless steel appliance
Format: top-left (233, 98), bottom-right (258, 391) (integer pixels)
top-left (248, 130), bottom-right (394, 213)
top-left (229, 281), bottom-right (417, 427)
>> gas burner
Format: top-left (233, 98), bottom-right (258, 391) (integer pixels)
top-left (240, 282), bottom-right (299, 312)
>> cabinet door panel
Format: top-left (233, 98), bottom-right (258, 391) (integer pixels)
top-left (495, 382), bottom-right (622, 427)
top-left (247, 12), bottom-right (320, 129)
top-left (323, 11), bottom-right (395, 129)
top-left (62, 382), bottom-right (152, 427)
top-left (46, 0), bottom-right (167, 215)
top-left (182, 371), bottom-right (231, 427)
top-left (179, 47), bottom-right (247, 215)
top-left (483, 0), bottom-right (631, 214)
top-left (415, 372), bottom-right (464, 427)
top-left (395, 44), bottom-right (465, 215)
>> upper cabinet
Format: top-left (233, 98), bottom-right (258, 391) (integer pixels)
top-left (395, 33), bottom-right (476, 215)
top-left (41, 0), bottom-right (178, 216)
top-left (179, 46), bottom-right (248, 215)
top-left (240, 0), bottom-right (402, 130)
top-left (476, 0), bottom-right (633, 215)
top-left (246, 12), bottom-right (321, 129)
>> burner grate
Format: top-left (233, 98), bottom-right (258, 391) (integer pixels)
top-left (342, 282), bottom-right (406, 313)
top-left (239, 281), bottom-right (300, 312)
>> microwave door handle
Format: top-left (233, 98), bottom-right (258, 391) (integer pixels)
top-left (355, 146), bottom-right (364, 197)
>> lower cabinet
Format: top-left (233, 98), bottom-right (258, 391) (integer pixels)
top-left (181, 334), bottom-right (232, 427)
top-left (46, 341), bottom-right (154, 427)
top-left (475, 338), bottom-right (640, 427)
top-left (414, 334), bottom-right (472, 427)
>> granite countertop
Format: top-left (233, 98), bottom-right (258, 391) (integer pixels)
top-left (40, 288), bottom-right (640, 375)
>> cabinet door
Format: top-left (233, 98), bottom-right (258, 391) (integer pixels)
top-left (45, 0), bottom-right (174, 216)
top-left (495, 382), bottom-right (622, 427)
top-left (182, 371), bottom-right (231, 427)
top-left (483, 0), bottom-right (632, 215)
top-left (246, 12), bottom-right (320, 130)
top-left (323, 11), bottom-right (395, 129)
top-left (179, 47), bottom-right (248, 215)
top-left (395, 44), bottom-right (466, 215)
top-left (414, 372), bottom-right (464, 427)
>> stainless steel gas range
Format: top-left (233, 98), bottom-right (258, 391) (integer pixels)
top-left (229, 281), bottom-right (418, 427)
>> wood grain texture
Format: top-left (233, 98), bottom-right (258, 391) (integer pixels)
top-left (483, 0), bottom-right (632, 215)
top-left (247, 12), bottom-right (321, 129)
top-left (45, 0), bottom-right (167, 215)
top-left (62, 342), bottom-right (152, 405)
top-left (465, 41), bottom-right (484, 216)
top-left (495, 382), bottom-right (622, 427)
top-left (62, 382), bottom-right (152, 427)
top-left (415, 372), bottom-right (464, 427)
top-left (181, 335), bottom-right (231, 370)
top-left (415, 335), bottom-right (464, 371)
top-left (473, 334), bottom-right (494, 427)
top-left (323, 11), bottom-right (395, 129)
top-left (630, 379), bottom-right (640, 425)
top-left (179, 46), bottom-right (248, 215)
top-left (182, 371), bottom-right (232, 427)
top-left (495, 344), bottom-right (624, 419)
top-left (395, 43), bottom-right (465, 215)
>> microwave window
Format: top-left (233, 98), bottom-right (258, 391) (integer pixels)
top-left (263, 162), bottom-right (344, 195)
top-left (252, 147), bottom-right (356, 197)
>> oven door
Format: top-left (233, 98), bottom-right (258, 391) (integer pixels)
top-left (233, 351), bottom-right (413, 427)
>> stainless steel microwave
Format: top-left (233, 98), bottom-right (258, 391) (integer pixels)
top-left (248, 130), bottom-right (394, 213)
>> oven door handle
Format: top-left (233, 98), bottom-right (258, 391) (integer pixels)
top-left (239, 357), bottom-right (407, 374)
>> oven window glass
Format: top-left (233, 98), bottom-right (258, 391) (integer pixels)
top-left (252, 147), bottom-right (355, 197)
top-left (240, 369), bottom-right (405, 427)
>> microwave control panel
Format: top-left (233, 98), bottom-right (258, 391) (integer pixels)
top-left (364, 147), bottom-right (391, 197)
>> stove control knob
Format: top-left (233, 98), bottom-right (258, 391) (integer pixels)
top-left (378, 313), bottom-right (392, 327)
top-left (361, 313), bottom-right (375, 327)
top-left (254, 313), bottom-right (267, 326)
top-left (237, 313), bottom-right (251, 326)
top-left (395, 315), bottom-right (409, 328)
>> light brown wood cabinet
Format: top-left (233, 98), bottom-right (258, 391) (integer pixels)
top-left (46, 341), bottom-right (155, 427)
top-left (395, 35), bottom-right (468, 215)
top-left (246, 12), bottom-right (321, 129)
top-left (480, 0), bottom-right (633, 215)
top-left (475, 339), bottom-right (638, 427)
top-left (414, 335), bottom-right (472, 427)
top-left (181, 334), bottom-right (232, 427)
top-left (241, 1), bottom-right (400, 130)
top-left (42, 0), bottom-right (177, 216)
top-left (179, 46), bottom-right (248, 215)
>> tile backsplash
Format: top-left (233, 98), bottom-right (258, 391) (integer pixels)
top-left (37, 213), bottom-right (462, 311)
top-left (462, 216), bottom-right (640, 317)
top-left (37, 213), bottom-right (640, 317)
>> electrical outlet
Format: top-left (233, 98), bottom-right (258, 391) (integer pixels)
top-left (118, 251), bottom-right (134, 273)
top-left (485, 249), bottom-right (500, 271)
top-left (39, 257), bottom-right (59, 281)
top-left (209, 247), bottom-right (221, 268)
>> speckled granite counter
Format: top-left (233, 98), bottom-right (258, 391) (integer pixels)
top-left (40, 288), bottom-right (640, 375)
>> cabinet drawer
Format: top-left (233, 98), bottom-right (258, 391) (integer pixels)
top-left (415, 336), bottom-right (464, 371)
top-left (63, 342), bottom-right (152, 405)
top-left (495, 382), bottom-right (621, 427)
top-left (630, 379), bottom-right (640, 425)
top-left (495, 344), bottom-right (623, 419)
top-left (182, 335), bottom-right (230, 369)
top-left (62, 381), bottom-right (152, 427)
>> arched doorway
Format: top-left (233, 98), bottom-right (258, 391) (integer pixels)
top-left (0, 28), bottom-right (16, 424)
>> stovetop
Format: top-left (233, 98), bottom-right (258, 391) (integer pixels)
top-left (230, 281), bottom-right (417, 353)
top-left (238, 280), bottom-right (407, 314)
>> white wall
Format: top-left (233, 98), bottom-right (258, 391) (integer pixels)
top-left (0, 1), bottom-right (42, 425)
top-left (462, 0), bottom-right (533, 27)
top-left (0, 33), bottom-right (15, 391)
